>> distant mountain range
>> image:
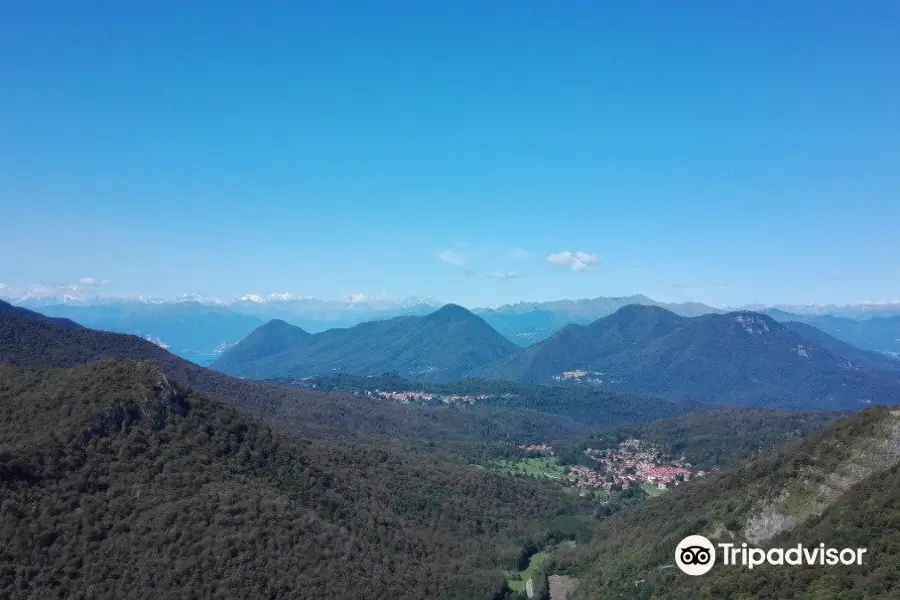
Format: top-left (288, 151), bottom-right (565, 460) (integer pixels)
top-left (7, 292), bottom-right (900, 364)
top-left (27, 301), bottom-right (265, 365)
top-left (474, 305), bottom-right (900, 410)
top-left (0, 298), bottom-right (701, 444)
top-left (214, 302), bottom-right (899, 411)
top-left (214, 304), bottom-right (521, 382)
top-left (763, 309), bottom-right (900, 358)
top-left (472, 295), bottom-right (723, 345)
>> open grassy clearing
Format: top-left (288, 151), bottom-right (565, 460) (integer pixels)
top-left (504, 541), bottom-right (579, 593)
top-left (505, 550), bottom-right (551, 593)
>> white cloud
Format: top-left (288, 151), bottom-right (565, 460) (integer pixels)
top-left (0, 283), bottom-right (6, 289)
top-left (487, 272), bottom-right (524, 280)
top-left (79, 277), bottom-right (97, 286)
top-left (437, 249), bottom-right (467, 267)
top-left (547, 250), bottom-right (600, 272)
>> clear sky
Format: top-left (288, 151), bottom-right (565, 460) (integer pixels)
top-left (2, 1), bottom-right (898, 307)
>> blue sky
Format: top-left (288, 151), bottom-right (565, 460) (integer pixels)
top-left (2, 1), bottom-right (898, 307)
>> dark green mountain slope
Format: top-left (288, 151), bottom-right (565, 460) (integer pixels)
top-left (213, 318), bottom-right (312, 371)
top-left (475, 305), bottom-right (900, 410)
top-left (563, 406), bottom-right (900, 599)
top-left (471, 305), bottom-right (688, 383)
top-left (0, 360), bottom-right (589, 599)
top-left (212, 304), bottom-right (521, 382)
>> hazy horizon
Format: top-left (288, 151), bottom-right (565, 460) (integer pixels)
top-left (3, 279), bottom-right (900, 312)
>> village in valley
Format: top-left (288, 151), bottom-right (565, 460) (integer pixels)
top-left (516, 439), bottom-right (715, 495)
top-left (366, 389), bottom-right (489, 404)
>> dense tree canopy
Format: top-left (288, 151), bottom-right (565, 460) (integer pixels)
top-left (0, 360), bottom-right (594, 599)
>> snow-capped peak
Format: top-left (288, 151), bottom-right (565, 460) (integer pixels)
top-left (239, 294), bottom-right (265, 303)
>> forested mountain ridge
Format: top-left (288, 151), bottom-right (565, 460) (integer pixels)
top-left (212, 303), bottom-right (521, 381)
top-left (560, 406), bottom-right (900, 598)
top-left (0, 360), bottom-right (592, 599)
top-left (213, 318), bottom-right (312, 370)
top-left (0, 299), bottom-right (82, 330)
top-left (475, 305), bottom-right (900, 411)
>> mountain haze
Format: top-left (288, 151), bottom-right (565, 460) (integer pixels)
top-left (30, 301), bottom-right (265, 365)
top-left (765, 310), bottom-right (900, 357)
top-left (781, 320), bottom-right (900, 375)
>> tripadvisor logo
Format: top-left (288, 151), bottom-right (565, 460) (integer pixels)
top-left (675, 535), bottom-right (716, 575)
top-left (675, 535), bottom-right (868, 576)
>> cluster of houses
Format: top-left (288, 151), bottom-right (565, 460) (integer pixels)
top-left (367, 390), bottom-right (487, 405)
top-left (518, 443), bottom-right (554, 454)
top-left (571, 439), bottom-right (709, 490)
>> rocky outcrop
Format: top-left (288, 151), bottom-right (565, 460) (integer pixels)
top-left (79, 373), bottom-right (188, 441)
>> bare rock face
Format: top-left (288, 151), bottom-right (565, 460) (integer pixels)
top-left (744, 413), bottom-right (900, 545)
top-left (744, 496), bottom-right (798, 545)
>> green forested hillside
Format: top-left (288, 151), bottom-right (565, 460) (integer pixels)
top-left (0, 360), bottom-right (592, 599)
top-left (212, 304), bottom-right (521, 381)
top-left (559, 406), bottom-right (900, 599)
top-left (212, 318), bottom-right (311, 369)
top-left (475, 306), bottom-right (900, 411)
